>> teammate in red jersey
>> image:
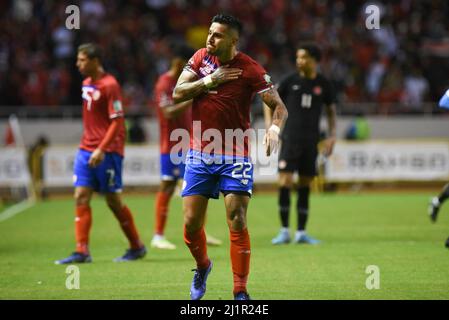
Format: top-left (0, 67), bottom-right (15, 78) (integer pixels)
top-left (173, 14), bottom-right (288, 300)
top-left (152, 44), bottom-right (222, 249)
top-left (152, 44), bottom-right (192, 250)
top-left (56, 43), bottom-right (146, 264)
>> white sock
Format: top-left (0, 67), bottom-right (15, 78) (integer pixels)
top-left (152, 234), bottom-right (164, 241)
top-left (296, 230), bottom-right (306, 238)
top-left (432, 197), bottom-right (440, 207)
top-left (280, 227), bottom-right (289, 234)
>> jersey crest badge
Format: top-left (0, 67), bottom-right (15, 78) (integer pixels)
top-left (264, 74), bottom-right (272, 85)
top-left (92, 90), bottom-right (101, 100)
top-left (113, 100), bottom-right (123, 112)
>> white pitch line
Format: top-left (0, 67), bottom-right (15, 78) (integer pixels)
top-left (0, 200), bottom-right (35, 223)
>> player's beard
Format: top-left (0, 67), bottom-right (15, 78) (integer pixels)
top-left (206, 44), bottom-right (219, 56)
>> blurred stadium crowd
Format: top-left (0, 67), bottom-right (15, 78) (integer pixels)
top-left (1, 0), bottom-right (449, 115)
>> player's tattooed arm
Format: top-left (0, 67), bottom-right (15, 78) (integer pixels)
top-left (260, 88), bottom-right (288, 156)
top-left (260, 88), bottom-right (288, 129)
top-left (173, 67), bottom-right (242, 103)
top-left (172, 70), bottom-right (205, 103)
top-left (323, 103), bottom-right (337, 156)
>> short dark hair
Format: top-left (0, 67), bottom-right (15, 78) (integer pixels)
top-left (171, 43), bottom-right (195, 61)
top-left (77, 43), bottom-right (102, 61)
top-left (298, 43), bottom-right (321, 62)
top-left (211, 14), bottom-right (242, 36)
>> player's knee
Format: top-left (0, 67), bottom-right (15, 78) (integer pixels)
top-left (160, 181), bottom-right (176, 195)
top-left (183, 216), bottom-right (203, 233)
top-left (228, 207), bottom-right (247, 230)
top-left (183, 208), bottom-right (203, 231)
top-left (74, 191), bottom-right (90, 206)
top-left (279, 175), bottom-right (293, 188)
top-left (298, 176), bottom-right (314, 187)
top-left (105, 195), bottom-right (123, 212)
top-left (279, 180), bottom-right (293, 188)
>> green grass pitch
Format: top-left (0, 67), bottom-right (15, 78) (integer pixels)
top-left (1, 192), bottom-right (449, 300)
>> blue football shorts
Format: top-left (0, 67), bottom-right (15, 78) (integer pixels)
top-left (73, 149), bottom-right (123, 193)
top-left (181, 149), bottom-right (253, 199)
top-left (160, 152), bottom-right (186, 181)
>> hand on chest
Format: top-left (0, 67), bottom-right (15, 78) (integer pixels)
top-left (200, 62), bottom-right (249, 92)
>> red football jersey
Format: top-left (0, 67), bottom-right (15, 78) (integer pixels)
top-left (184, 48), bottom-right (273, 157)
top-left (80, 73), bottom-right (125, 156)
top-left (154, 72), bottom-right (192, 154)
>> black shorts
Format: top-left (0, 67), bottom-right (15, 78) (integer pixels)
top-left (278, 143), bottom-right (318, 176)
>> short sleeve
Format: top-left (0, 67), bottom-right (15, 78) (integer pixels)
top-left (107, 82), bottom-right (124, 119)
top-left (249, 63), bottom-right (274, 94)
top-left (183, 49), bottom-right (205, 77)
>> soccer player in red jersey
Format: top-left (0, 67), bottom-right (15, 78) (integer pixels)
top-left (152, 44), bottom-right (222, 249)
top-left (152, 45), bottom-right (193, 250)
top-left (56, 43), bottom-right (146, 264)
top-left (173, 14), bottom-right (288, 300)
